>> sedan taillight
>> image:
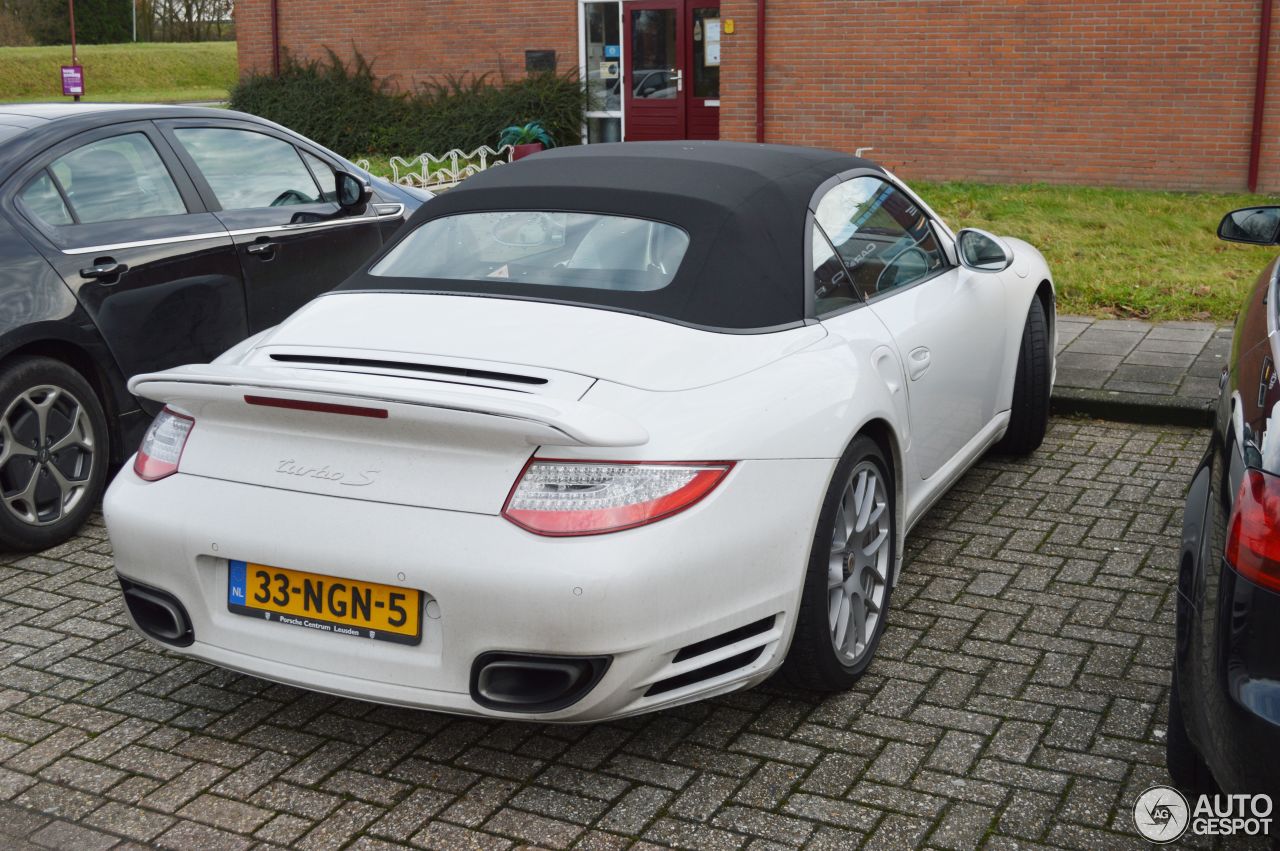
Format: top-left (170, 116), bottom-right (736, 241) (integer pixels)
top-left (502, 460), bottom-right (733, 536)
top-left (133, 408), bottom-right (195, 482)
top-left (1225, 468), bottom-right (1280, 593)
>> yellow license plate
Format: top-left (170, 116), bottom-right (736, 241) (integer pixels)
top-left (227, 560), bottom-right (422, 645)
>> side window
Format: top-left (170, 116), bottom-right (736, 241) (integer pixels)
top-left (812, 226), bottom-right (858, 314)
top-left (300, 151), bottom-right (337, 203)
top-left (814, 176), bottom-right (947, 300)
top-left (48, 133), bottom-right (186, 224)
top-left (174, 128), bottom-right (323, 210)
top-left (18, 171), bottom-right (74, 227)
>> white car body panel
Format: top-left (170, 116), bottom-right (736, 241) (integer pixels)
top-left (254, 293), bottom-right (830, 392)
top-left (866, 265), bottom-right (1012, 480)
top-left (104, 158), bottom-right (1056, 722)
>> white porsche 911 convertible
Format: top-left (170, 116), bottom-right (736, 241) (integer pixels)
top-left (104, 142), bottom-right (1054, 722)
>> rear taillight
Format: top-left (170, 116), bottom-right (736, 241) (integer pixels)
top-left (133, 408), bottom-right (194, 482)
top-left (502, 460), bottom-right (733, 536)
top-left (1225, 468), bottom-right (1280, 593)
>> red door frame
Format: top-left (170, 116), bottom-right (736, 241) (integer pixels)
top-left (623, 1), bottom-right (686, 141)
top-left (622, 0), bottom-right (721, 142)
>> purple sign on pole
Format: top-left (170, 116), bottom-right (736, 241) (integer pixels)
top-left (61, 65), bottom-right (84, 97)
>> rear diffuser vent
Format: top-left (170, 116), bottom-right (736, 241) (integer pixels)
top-left (646, 615), bottom-right (775, 697)
top-left (673, 615), bottom-right (773, 663)
top-left (269, 354), bottom-right (548, 386)
top-left (646, 647), bottom-right (765, 697)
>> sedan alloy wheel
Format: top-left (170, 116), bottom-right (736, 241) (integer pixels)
top-left (0, 358), bottom-right (108, 551)
top-left (0, 384), bottom-right (96, 526)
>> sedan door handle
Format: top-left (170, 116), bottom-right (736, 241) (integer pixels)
top-left (79, 261), bottom-right (127, 280)
top-left (246, 240), bottom-right (277, 257)
top-left (907, 346), bottom-right (932, 381)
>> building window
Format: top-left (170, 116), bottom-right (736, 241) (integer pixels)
top-left (581, 2), bottom-right (622, 142)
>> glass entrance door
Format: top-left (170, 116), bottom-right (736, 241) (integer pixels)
top-left (622, 0), bottom-right (720, 142)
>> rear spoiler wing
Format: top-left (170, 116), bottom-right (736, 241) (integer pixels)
top-left (129, 365), bottom-right (649, 448)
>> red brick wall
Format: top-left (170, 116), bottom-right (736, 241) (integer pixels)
top-left (236, 0), bottom-right (578, 94)
top-left (718, 0), bottom-right (1280, 192)
top-left (236, 0), bottom-right (1280, 191)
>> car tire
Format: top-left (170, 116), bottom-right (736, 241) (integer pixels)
top-left (1166, 669), bottom-right (1216, 795)
top-left (996, 296), bottom-right (1051, 455)
top-left (0, 357), bottom-right (108, 552)
top-left (783, 435), bottom-right (895, 691)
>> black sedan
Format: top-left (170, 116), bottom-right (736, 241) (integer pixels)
top-left (1170, 205), bottom-right (1280, 795)
top-left (0, 104), bottom-right (429, 551)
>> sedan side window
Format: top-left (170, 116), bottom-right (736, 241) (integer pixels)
top-left (814, 177), bottom-right (947, 301)
top-left (174, 128), bottom-right (323, 211)
top-left (300, 151), bottom-right (338, 203)
top-left (18, 170), bottom-right (74, 227)
top-left (47, 133), bottom-right (186, 224)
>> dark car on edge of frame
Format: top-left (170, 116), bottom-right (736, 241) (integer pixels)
top-left (0, 104), bottom-right (429, 552)
top-left (1170, 205), bottom-right (1280, 796)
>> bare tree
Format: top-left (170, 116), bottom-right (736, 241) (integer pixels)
top-left (151, 0), bottom-right (232, 41)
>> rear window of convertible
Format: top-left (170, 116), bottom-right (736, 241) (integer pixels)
top-left (369, 211), bottom-right (690, 292)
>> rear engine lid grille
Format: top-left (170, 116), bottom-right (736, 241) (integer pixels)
top-left (248, 346), bottom-right (595, 401)
top-left (268, 353), bottom-right (548, 386)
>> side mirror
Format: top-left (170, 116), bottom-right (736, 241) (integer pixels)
top-left (956, 228), bottom-right (1014, 272)
top-left (1219, 206), bottom-right (1280, 245)
top-left (335, 171), bottom-right (372, 213)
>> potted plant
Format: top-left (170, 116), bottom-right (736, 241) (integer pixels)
top-left (499, 122), bottom-right (555, 160)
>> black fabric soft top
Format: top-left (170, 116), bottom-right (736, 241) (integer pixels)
top-left (336, 141), bottom-right (881, 331)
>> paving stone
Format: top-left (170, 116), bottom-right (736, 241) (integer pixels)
top-left (27, 819), bottom-right (117, 851)
top-left (411, 820), bottom-right (513, 850)
top-left (484, 807), bottom-right (583, 849)
top-left (155, 818), bottom-right (252, 851)
top-left (598, 785), bottom-right (672, 834)
top-left (928, 802), bottom-right (996, 850)
top-left (178, 793), bottom-right (273, 833)
top-left (83, 800), bottom-right (175, 842)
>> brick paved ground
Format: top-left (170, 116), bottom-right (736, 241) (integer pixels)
top-left (0, 419), bottom-right (1264, 850)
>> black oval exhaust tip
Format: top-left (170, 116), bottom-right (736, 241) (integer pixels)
top-left (471, 652), bottom-right (610, 713)
top-left (118, 576), bottom-right (194, 647)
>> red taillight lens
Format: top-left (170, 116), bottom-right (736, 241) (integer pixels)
top-left (502, 460), bottom-right (733, 536)
top-left (1225, 468), bottom-right (1280, 593)
top-left (133, 408), bottom-right (194, 482)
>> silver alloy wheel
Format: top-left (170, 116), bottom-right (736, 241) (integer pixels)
top-left (0, 385), bottom-right (96, 527)
top-left (827, 460), bottom-right (891, 664)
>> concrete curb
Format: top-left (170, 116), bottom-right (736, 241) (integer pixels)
top-left (1051, 386), bottom-right (1213, 427)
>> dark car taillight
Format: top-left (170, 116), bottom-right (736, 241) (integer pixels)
top-left (1225, 469), bottom-right (1280, 593)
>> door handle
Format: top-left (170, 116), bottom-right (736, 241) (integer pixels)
top-left (907, 347), bottom-right (931, 381)
top-left (79, 260), bottom-right (127, 281)
top-left (672, 68), bottom-right (684, 92)
top-left (246, 240), bottom-right (277, 257)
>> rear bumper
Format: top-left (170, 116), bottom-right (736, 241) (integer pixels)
top-left (104, 458), bottom-right (833, 722)
top-left (1211, 566), bottom-right (1280, 792)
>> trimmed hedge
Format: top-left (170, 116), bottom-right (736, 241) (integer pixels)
top-left (230, 51), bottom-right (588, 156)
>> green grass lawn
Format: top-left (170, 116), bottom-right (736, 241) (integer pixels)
top-left (0, 42), bottom-right (235, 103)
top-left (917, 181), bottom-right (1279, 321)
top-left (357, 159), bottom-right (1274, 322)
